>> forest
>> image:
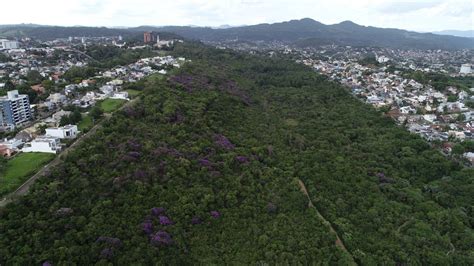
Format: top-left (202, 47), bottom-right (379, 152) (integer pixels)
top-left (0, 43), bottom-right (473, 264)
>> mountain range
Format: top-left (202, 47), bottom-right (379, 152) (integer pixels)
top-left (0, 18), bottom-right (473, 50)
top-left (432, 30), bottom-right (473, 38)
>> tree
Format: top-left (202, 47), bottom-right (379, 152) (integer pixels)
top-left (4, 80), bottom-right (15, 90)
top-left (0, 156), bottom-right (6, 175)
top-left (452, 144), bottom-right (465, 155)
top-left (90, 106), bottom-right (103, 120)
top-left (26, 70), bottom-right (43, 84)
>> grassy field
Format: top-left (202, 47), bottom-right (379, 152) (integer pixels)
top-left (126, 89), bottom-right (142, 98)
top-left (100, 99), bottom-right (126, 113)
top-left (0, 153), bottom-right (55, 196)
top-left (78, 114), bottom-right (93, 131)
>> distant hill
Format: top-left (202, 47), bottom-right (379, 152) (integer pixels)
top-left (156, 19), bottom-right (474, 50)
top-left (0, 19), bottom-right (472, 50)
top-left (432, 30), bottom-right (474, 38)
top-left (0, 25), bottom-right (179, 41)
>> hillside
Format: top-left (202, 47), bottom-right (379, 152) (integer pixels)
top-left (433, 30), bottom-right (474, 38)
top-left (159, 18), bottom-right (474, 50)
top-left (0, 25), bottom-right (178, 41)
top-left (0, 43), bottom-right (473, 264)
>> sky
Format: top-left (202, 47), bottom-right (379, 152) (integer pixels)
top-left (0, 0), bottom-right (472, 32)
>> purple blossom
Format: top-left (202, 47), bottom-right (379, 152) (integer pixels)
top-left (198, 158), bottom-right (213, 168)
top-left (191, 216), bottom-right (202, 225)
top-left (150, 230), bottom-right (173, 246)
top-left (42, 262), bottom-right (52, 266)
top-left (128, 151), bottom-right (141, 158)
top-left (99, 248), bottom-right (114, 260)
top-left (210, 211), bottom-right (221, 219)
top-left (214, 134), bottom-right (235, 150)
top-left (142, 220), bottom-right (154, 234)
top-left (235, 156), bottom-right (250, 164)
top-left (127, 139), bottom-right (142, 151)
top-left (159, 215), bottom-right (173, 226)
top-left (151, 207), bottom-right (166, 216)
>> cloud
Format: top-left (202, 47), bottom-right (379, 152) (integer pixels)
top-left (375, 0), bottom-right (443, 14)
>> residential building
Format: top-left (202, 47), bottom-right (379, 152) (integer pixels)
top-left (0, 138), bottom-right (23, 150)
top-left (460, 64), bottom-right (472, 74)
top-left (111, 91), bottom-right (129, 100)
top-left (0, 39), bottom-right (19, 50)
top-left (144, 32), bottom-right (156, 43)
top-left (22, 136), bottom-right (61, 154)
top-left (45, 125), bottom-right (78, 139)
top-left (0, 90), bottom-right (32, 127)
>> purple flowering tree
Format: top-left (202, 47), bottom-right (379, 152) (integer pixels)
top-left (159, 215), bottom-right (173, 226)
top-left (213, 134), bottom-right (235, 150)
top-left (150, 230), bottom-right (173, 246)
top-left (210, 211), bottom-right (221, 219)
top-left (142, 220), bottom-right (154, 234)
top-left (191, 216), bottom-right (202, 225)
top-left (235, 156), bottom-right (250, 164)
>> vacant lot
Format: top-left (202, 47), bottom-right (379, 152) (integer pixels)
top-left (100, 98), bottom-right (126, 113)
top-left (78, 114), bottom-right (93, 131)
top-left (0, 153), bottom-right (55, 196)
top-left (126, 89), bottom-right (142, 98)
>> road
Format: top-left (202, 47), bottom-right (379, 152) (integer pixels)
top-left (0, 98), bottom-right (138, 207)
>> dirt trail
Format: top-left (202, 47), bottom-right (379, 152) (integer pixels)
top-left (297, 178), bottom-right (356, 263)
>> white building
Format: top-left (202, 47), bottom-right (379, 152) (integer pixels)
top-left (45, 125), bottom-right (78, 139)
top-left (111, 91), bottom-right (129, 100)
top-left (99, 85), bottom-right (115, 96)
top-left (460, 64), bottom-right (472, 74)
top-left (0, 138), bottom-right (23, 150)
top-left (22, 136), bottom-right (61, 154)
top-left (47, 93), bottom-right (68, 105)
top-left (0, 39), bottom-right (19, 50)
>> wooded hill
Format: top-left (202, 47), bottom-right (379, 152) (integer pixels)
top-left (0, 43), bottom-right (472, 264)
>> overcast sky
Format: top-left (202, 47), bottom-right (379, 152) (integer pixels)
top-left (1, 0), bottom-right (472, 31)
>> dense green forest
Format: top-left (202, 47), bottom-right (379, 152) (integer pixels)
top-left (0, 43), bottom-right (473, 264)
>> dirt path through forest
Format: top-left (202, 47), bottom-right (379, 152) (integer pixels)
top-left (297, 178), bottom-right (356, 264)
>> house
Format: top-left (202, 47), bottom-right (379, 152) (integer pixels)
top-left (464, 152), bottom-right (474, 165)
top-left (107, 79), bottom-right (124, 86)
top-left (44, 110), bottom-right (71, 126)
top-left (0, 146), bottom-right (15, 157)
top-left (111, 91), bottom-right (129, 100)
top-left (22, 136), bottom-right (61, 154)
top-left (47, 93), bottom-right (67, 105)
top-left (31, 84), bottom-right (46, 94)
top-left (14, 131), bottom-right (33, 142)
top-left (45, 125), bottom-right (78, 139)
top-left (0, 138), bottom-right (23, 150)
top-left (99, 85), bottom-right (115, 96)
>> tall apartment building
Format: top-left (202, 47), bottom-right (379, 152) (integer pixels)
top-left (144, 31), bottom-right (156, 43)
top-left (0, 90), bottom-right (32, 128)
